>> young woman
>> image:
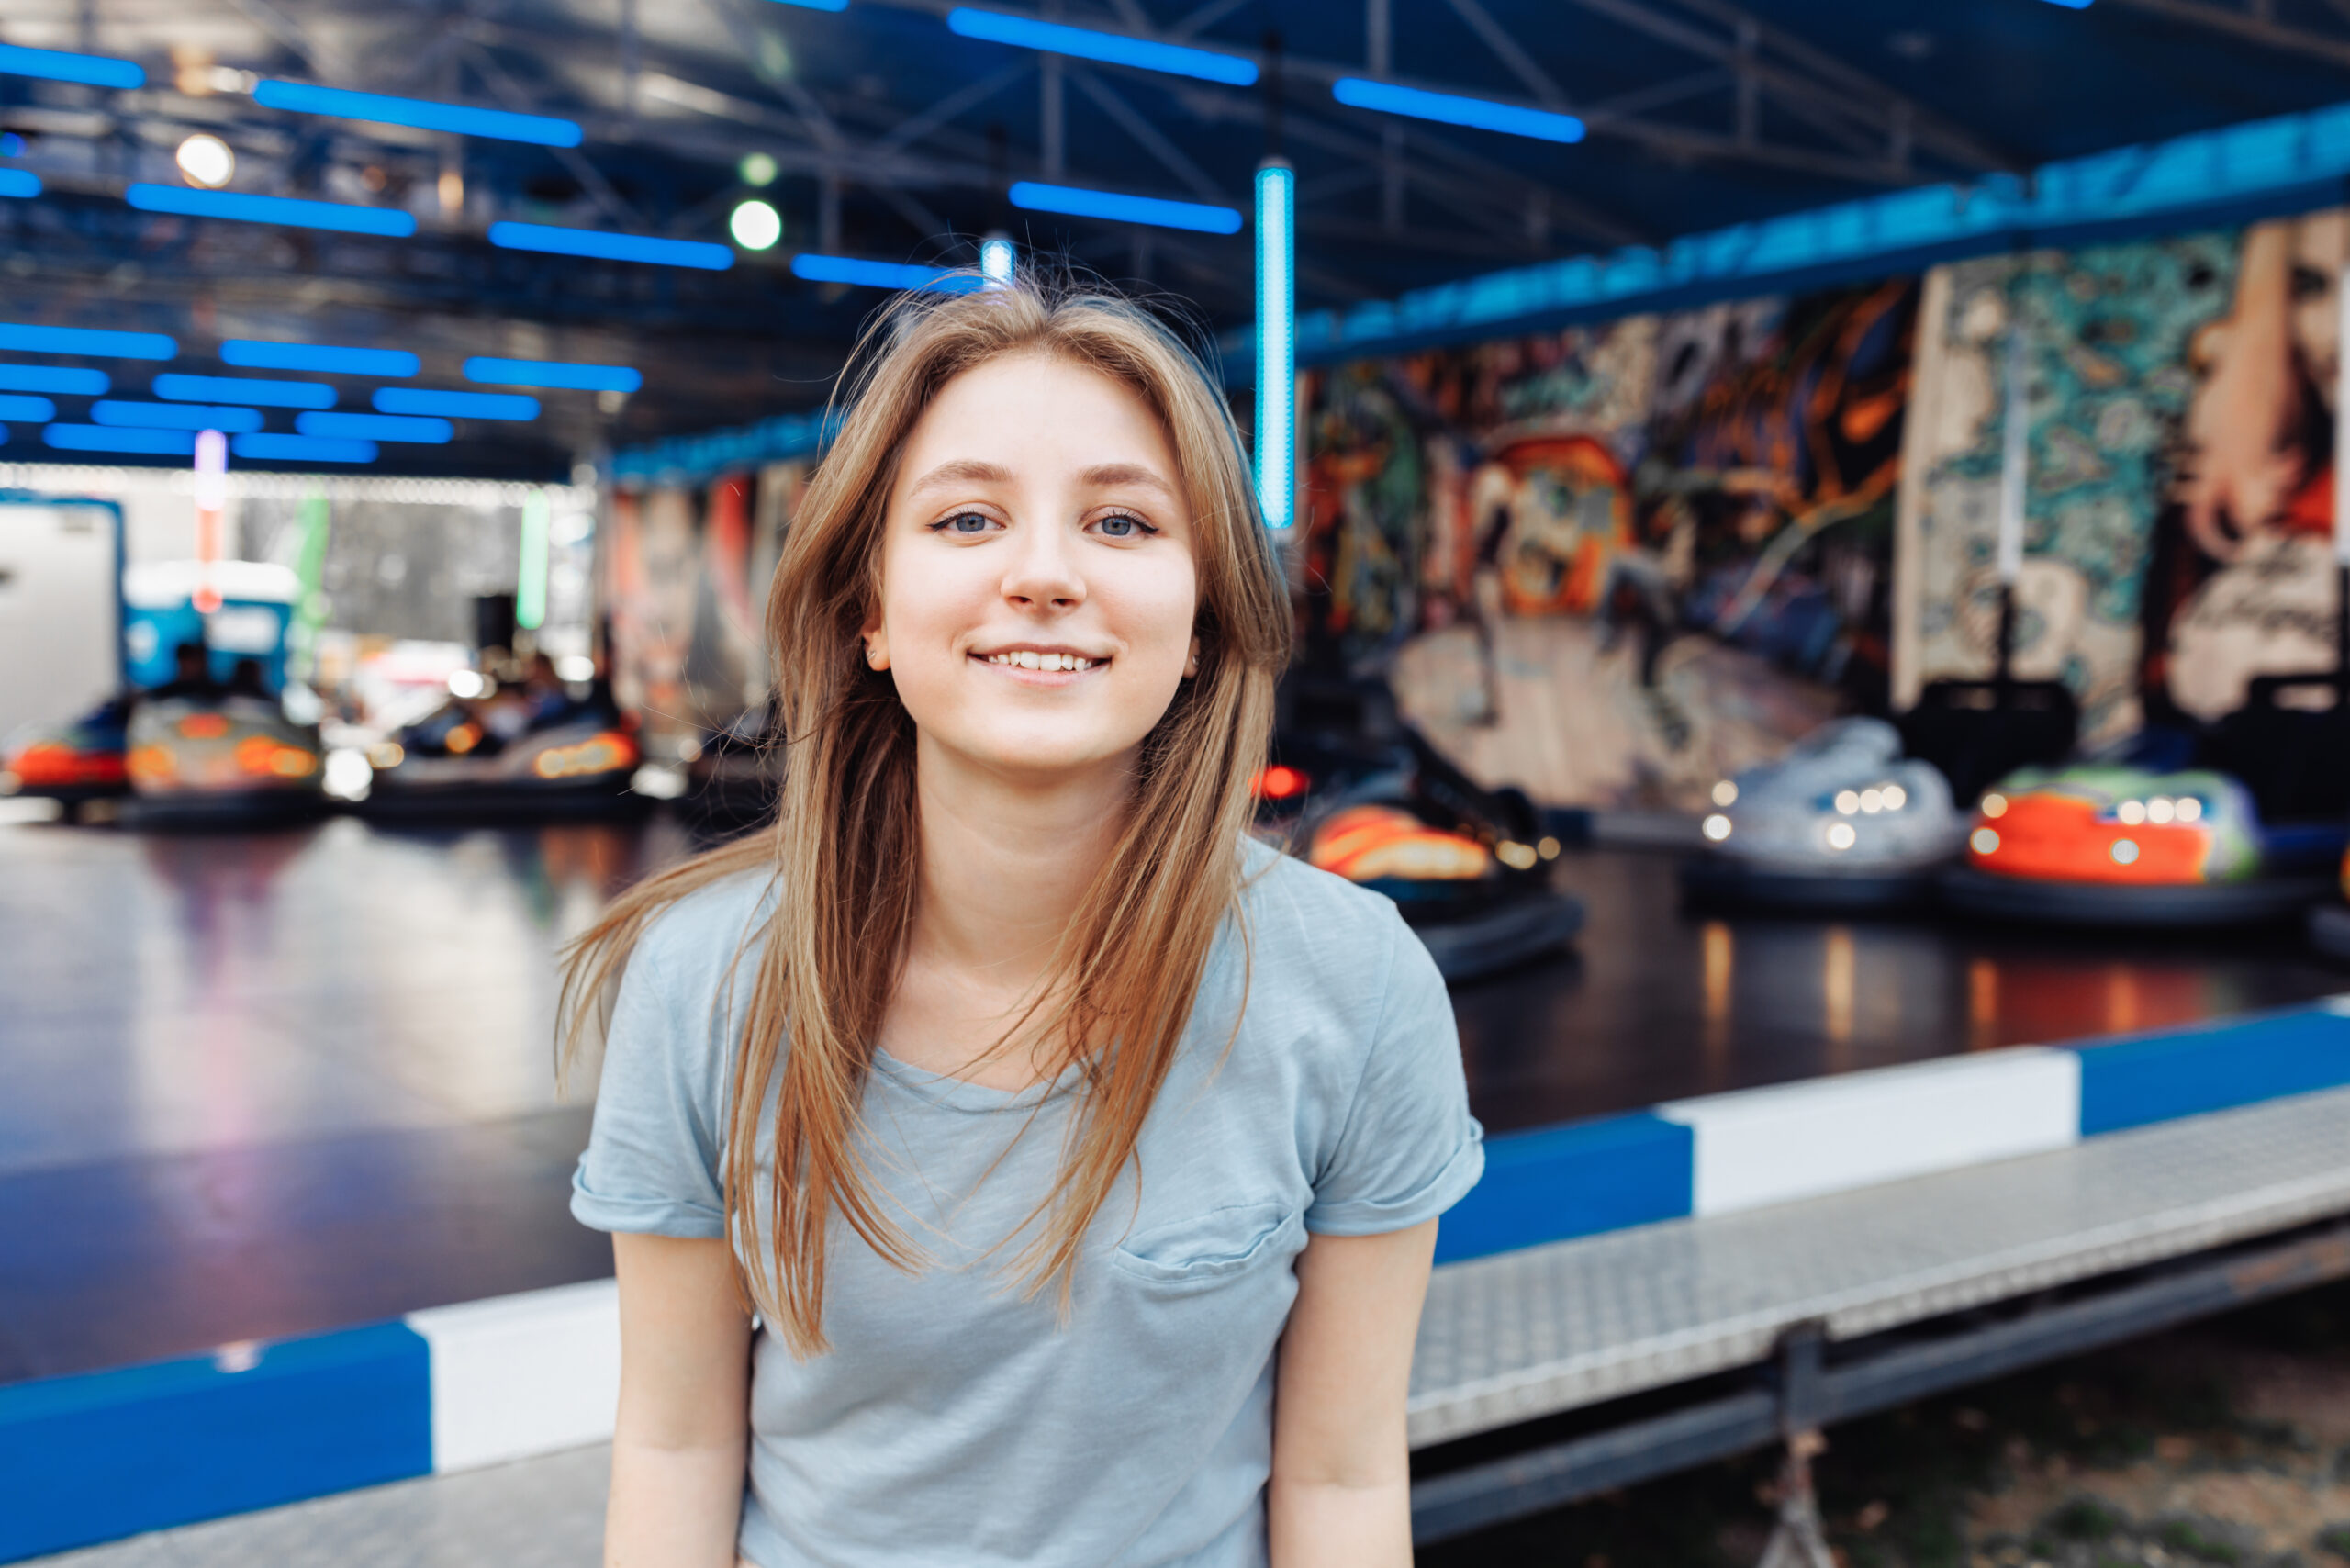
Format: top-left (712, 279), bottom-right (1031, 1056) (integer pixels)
top-left (565, 278), bottom-right (1484, 1568)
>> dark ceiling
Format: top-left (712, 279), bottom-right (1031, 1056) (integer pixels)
top-left (2, 0), bottom-right (2347, 476)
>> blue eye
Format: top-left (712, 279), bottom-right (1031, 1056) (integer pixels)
top-left (943, 512), bottom-right (992, 534)
top-left (1097, 513), bottom-right (1149, 538)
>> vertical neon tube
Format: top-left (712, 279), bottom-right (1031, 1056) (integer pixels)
top-left (517, 488), bottom-right (551, 631)
top-left (192, 428), bottom-right (228, 614)
top-left (2336, 263), bottom-right (2349, 568)
top-left (980, 234), bottom-right (1015, 288)
top-left (1254, 161), bottom-right (1295, 530)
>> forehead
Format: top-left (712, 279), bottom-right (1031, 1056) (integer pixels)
top-left (897, 351), bottom-right (1177, 482)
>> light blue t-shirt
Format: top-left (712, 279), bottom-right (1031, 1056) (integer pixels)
top-left (571, 841), bottom-right (1484, 1568)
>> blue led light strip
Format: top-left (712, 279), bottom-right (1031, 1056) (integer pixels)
top-left (92, 399), bottom-right (263, 433)
top-left (1253, 162), bottom-right (1296, 531)
top-left (252, 80), bottom-right (582, 147)
top-left (1331, 78), bottom-right (1584, 144)
top-left (0, 393), bottom-right (55, 422)
top-left (0, 321), bottom-right (175, 359)
top-left (221, 341), bottom-right (420, 377)
top-left (946, 8), bottom-right (1257, 85)
top-left (1008, 182), bottom-right (1242, 234)
top-left (788, 253), bottom-right (984, 294)
top-left (0, 171), bottom-right (40, 199)
top-left (297, 411), bottom-right (453, 443)
top-left (374, 387), bottom-right (540, 420)
top-left (126, 185), bottom-right (418, 237)
top-left (234, 432), bottom-right (378, 464)
top-left (45, 425), bottom-right (196, 456)
top-left (463, 358), bottom-right (640, 394)
top-left (154, 374), bottom-right (335, 409)
top-left (0, 364), bottom-right (106, 395)
top-left (487, 222), bottom-right (733, 270)
top-left (0, 42), bottom-right (143, 89)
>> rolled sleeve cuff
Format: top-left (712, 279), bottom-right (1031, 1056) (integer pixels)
top-left (1304, 1125), bottom-right (1486, 1237)
top-left (570, 1171), bottom-right (728, 1239)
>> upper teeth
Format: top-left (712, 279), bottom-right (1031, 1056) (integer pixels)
top-left (986, 651), bottom-right (1094, 672)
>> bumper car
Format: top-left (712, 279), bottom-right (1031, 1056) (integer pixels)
top-left (0, 696), bottom-right (132, 814)
top-left (1679, 717), bottom-right (1964, 913)
top-left (361, 678), bottom-right (645, 823)
top-left (122, 695), bottom-right (328, 827)
top-left (1941, 764), bottom-right (2325, 925)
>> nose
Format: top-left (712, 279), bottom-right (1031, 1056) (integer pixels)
top-left (1001, 521), bottom-right (1085, 613)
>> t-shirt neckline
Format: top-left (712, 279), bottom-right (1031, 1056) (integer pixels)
top-left (870, 1047), bottom-right (1085, 1114)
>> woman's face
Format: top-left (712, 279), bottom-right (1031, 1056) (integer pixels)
top-left (867, 350), bottom-right (1200, 786)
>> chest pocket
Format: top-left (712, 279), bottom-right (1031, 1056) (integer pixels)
top-left (1110, 1202), bottom-right (1305, 1291)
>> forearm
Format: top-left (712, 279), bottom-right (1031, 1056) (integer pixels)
top-left (605, 1433), bottom-right (748, 1568)
top-left (1268, 1473), bottom-right (1413, 1568)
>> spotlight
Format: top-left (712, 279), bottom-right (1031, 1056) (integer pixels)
top-left (728, 198), bottom-right (783, 251)
top-left (738, 151), bottom-right (778, 187)
top-left (175, 133), bottom-right (235, 189)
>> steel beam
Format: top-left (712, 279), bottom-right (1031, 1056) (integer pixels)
top-left (2102, 0), bottom-right (2350, 69)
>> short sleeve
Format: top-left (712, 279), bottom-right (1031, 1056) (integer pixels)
top-left (569, 915), bottom-right (733, 1239)
top-left (1304, 909), bottom-right (1485, 1235)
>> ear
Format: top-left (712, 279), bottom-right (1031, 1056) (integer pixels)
top-left (1183, 635), bottom-right (1200, 678)
top-left (859, 610), bottom-right (890, 672)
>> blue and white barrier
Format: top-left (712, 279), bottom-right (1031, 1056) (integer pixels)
top-left (9, 1000), bottom-right (2350, 1559)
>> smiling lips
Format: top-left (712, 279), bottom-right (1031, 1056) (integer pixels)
top-left (978, 648), bottom-right (1102, 673)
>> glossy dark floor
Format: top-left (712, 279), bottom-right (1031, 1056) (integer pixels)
top-left (4, 813), bottom-right (2345, 1383)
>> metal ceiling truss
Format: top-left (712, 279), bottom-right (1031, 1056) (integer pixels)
top-left (2099, 0), bottom-right (2350, 70)
top-left (6, 0), bottom-right (2033, 286)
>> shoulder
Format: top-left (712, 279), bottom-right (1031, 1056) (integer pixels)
top-left (1225, 838), bottom-right (1445, 1036)
top-left (625, 868), bottom-right (777, 1010)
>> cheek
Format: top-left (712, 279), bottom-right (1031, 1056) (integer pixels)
top-left (1105, 562), bottom-right (1200, 667)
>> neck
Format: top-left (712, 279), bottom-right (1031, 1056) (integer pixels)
top-left (909, 732), bottom-right (1134, 991)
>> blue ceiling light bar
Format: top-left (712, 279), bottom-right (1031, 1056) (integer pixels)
top-left (0, 393), bottom-right (55, 422)
top-left (252, 80), bottom-right (583, 147)
top-left (1008, 180), bottom-right (1242, 234)
top-left (463, 357), bottom-right (642, 393)
top-left (946, 8), bottom-right (1257, 85)
top-left (1254, 162), bottom-right (1296, 531)
top-left (126, 185), bottom-right (419, 236)
top-left (233, 432), bottom-right (377, 464)
top-left (297, 410), bottom-right (453, 443)
top-left (487, 222), bottom-right (733, 270)
top-left (2039, 0), bottom-right (2093, 7)
top-left (92, 399), bottom-right (265, 433)
top-left (0, 322), bottom-right (175, 359)
top-left (45, 425), bottom-right (196, 456)
top-left (374, 387), bottom-right (540, 420)
top-left (221, 340), bottom-right (420, 376)
top-left (789, 253), bottom-right (986, 293)
top-left (0, 43), bottom-right (144, 90)
top-left (0, 171), bottom-right (40, 199)
top-left (0, 364), bottom-right (106, 395)
top-left (767, 0), bottom-right (850, 10)
top-left (1331, 77), bottom-right (1584, 144)
top-left (154, 373), bottom-right (335, 409)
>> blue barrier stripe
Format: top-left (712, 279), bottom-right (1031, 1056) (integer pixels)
top-left (1435, 1111), bottom-right (1692, 1265)
top-left (0, 1321), bottom-right (431, 1560)
top-left (2074, 1005), bottom-right (2350, 1137)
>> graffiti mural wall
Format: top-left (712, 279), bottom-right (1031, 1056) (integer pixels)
top-left (1895, 210), bottom-right (2348, 749)
top-left (1304, 279), bottom-right (1917, 811)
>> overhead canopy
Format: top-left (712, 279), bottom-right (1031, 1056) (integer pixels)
top-left (2, 0), bottom-right (2347, 475)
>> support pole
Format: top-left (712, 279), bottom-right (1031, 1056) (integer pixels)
top-left (192, 429), bottom-right (227, 617)
top-left (2335, 261), bottom-right (2348, 690)
top-left (1995, 320), bottom-right (2029, 689)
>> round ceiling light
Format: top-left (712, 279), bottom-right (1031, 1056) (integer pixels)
top-left (738, 151), bottom-right (779, 187)
top-left (729, 198), bottom-right (783, 252)
top-left (175, 133), bottom-right (235, 189)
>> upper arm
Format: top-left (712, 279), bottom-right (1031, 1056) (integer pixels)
top-left (1271, 1221), bottom-right (1437, 1487)
top-left (612, 1232), bottom-right (754, 1450)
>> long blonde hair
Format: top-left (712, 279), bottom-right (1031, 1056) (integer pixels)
top-left (562, 276), bottom-right (1292, 1354)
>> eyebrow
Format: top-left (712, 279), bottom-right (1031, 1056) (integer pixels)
top-left (1079, 462), bottom-right (1179, 496)
top-left (904, 458), bottom-right (1013, 496)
